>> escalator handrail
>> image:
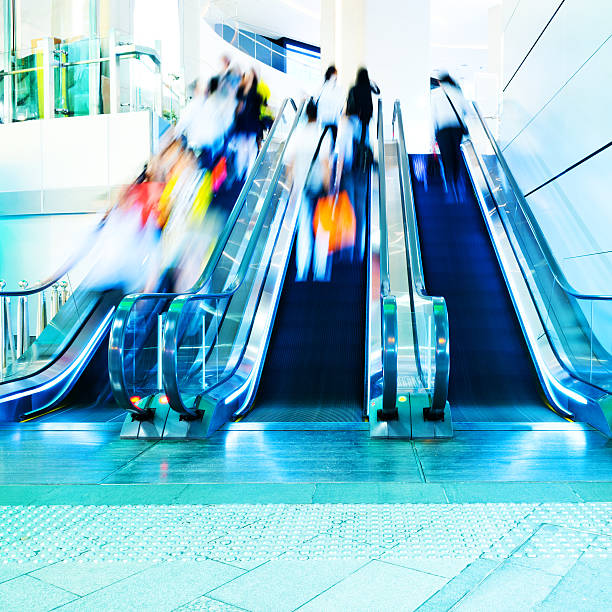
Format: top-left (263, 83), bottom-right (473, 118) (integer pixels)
top-left (109, 98), bottom-right (299, 414)
top-left (393, 99), bottom-right (449, 418)
top-left (376, 99), bottom-right (399, 417)
top-left (469, 100), bottom-right (612, 302)
top-left (162, 101), bottom-right (306, 416)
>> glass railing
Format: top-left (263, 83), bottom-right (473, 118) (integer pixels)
top-left (160, 103), bottom-right (304, 421)
top-left (108, 99), bottom-right (299, 416)
top-left (203, 5), bottom-right (320, 92)
top-left (0, 31), bottom-right (184, 124)
top-left (388, 100), bottom-right (449, 420)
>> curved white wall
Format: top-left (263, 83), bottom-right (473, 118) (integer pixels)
top-left (501, 0), bottom-right (612, 294)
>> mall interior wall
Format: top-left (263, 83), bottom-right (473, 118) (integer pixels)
top-left (501, 0), bottom-right (612, 293)
top-left (501, 0), bottom-right (612, 350)
top-left (320, 0), bottom-right (431, 151)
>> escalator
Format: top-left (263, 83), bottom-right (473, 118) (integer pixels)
top-left (0, 100), bottom-right (295, 423)
top-left (240, 180), bottom-right (369, 423)
top-left (401, 86), bottom-right (612, 434)
top-left (411, 156), bottom-right (558, 422)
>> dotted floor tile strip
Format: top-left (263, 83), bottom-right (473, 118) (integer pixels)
top-left (0, 503), bottom-right (611, 565)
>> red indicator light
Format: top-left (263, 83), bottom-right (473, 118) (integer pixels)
top-left (130, 395), bottom-right (141, 406)
top-left (159, 395), bottom-right (169, 405)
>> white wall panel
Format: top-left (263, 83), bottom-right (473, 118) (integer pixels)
top-left (502, 38), bottom-right (612, 194)
top-left (502, 0), bottom-right (561, 86)
top-left (501, 0), bottom-right (612, 146)
top-left (42, 115), bottom-right (109, 190)
top-left (525, 146), bottom-right (612, 293)
top-left (0, 121), bottom-right (43, 194)
top-left (503, 0), bottom-right (520, 30)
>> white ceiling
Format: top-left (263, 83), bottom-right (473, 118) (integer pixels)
top-left (207, 0), bottom-right (501, 49)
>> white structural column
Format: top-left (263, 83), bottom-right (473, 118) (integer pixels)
top-left (179, 0), bottom-right (201, 87)
top-left (320, 0), bottom-right (431, 152)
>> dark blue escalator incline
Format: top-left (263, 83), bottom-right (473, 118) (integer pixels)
top-left (409, 155), bottom-right (560, 422)
top-left (244, 179), bottom-right (369, 422)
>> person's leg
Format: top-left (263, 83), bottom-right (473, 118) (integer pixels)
top-left (296, 191), bottom-right (314, 282)
top-left (436, 128), bottom-right (456, 198)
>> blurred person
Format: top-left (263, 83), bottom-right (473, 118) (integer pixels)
top-left (178, 76), bottom-right (235, 169)
top-left (285, 98), bottom-right (332, 282)
top-left (233, 68), bottom-right (263, 180)
top-left (347, 67), bottom-right (380, 156)
top-left (218, 54), bottom-right (241, 95)
top-left (174, 79), bottom-right (206, 145)
top-left (335, 97), bottom-right (366, 261)
top-left (317, 65), bottom-right (344, 148)
top-left (431, 73), bottom-right (468, 201)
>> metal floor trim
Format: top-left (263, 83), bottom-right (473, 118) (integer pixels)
top-left (223, 422), bottom-right (370, 431)
top-left (454, 421), bottom-right (593, 432)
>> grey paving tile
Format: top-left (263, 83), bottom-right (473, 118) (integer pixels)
top-left (0, 574), bottom-right (77, 611)
top-left (30, 560), bottom-right (157, 596)
top-left (297, 560), bottom-right (447, 611)
top-left (0, 485), bottom-right (53, 505)
top-left (55, 561), bottom-right (244, 612)
top-left (312, 482), bottom-right (447, 503)
top-left (175, 483), bottom-right (316, 504)
top-left (378, 555), bottom-right (475, 578)
top-left (415, 558), bottom-right (498, 612)
top-left (570, 482), bottom-right (612, 502)
top-left (38, 484), bottom-right (189, 505)
top-left (510, 524), bottom-right (597, 576)
top-left (208, 560), bottom-right (366, 612)
top-left (174, 595), bottom-right (248, 611)
top-left (452, 557), bottom-right (561, 611)
top-left (536, 552), bottom-right (612, 611)
top-left (443, 482), bottom-right (581, 503)
top-left (0, 562), bottom-right (54, 585)
top-left (281, 533), bottom-right (389, 561)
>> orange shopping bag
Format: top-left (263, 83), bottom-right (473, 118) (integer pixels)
top-left (312, 190), bottom-right (356, 254)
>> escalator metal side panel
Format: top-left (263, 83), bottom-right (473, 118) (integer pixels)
top-left (0, 294), bottom-right (117, 421)
top-left (191, 184), bottom-right (300, 436)
top-left (462, 141), bottom-right (612, 436)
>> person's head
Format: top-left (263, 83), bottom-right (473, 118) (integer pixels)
top-left (208, 76), bottom-right (219, 95)
top-left (356, 67), bottom-right (370, 89)
top-left (438, 73), bottom-right (459, 89)
top-left (306, 98), bottom-right (318, 122)
top-left (220, 55), bottom-right (231, 71)
top-left (188, 78), bottom-right (204, 98)
top-left (324, 65), bottom-right (337, 82)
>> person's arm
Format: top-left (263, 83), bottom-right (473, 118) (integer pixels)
top-left (370, 81), bottom-right (380, 95)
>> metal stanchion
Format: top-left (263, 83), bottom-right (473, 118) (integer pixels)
top-left (16, 280), bottom-right (29, 357)
top-left (60, 280), bottom-right (70, 304)
top-left (157, 313), bottom-right (164, 391)
top-left (36, 285), bottom-right (47, 338)
top-left (0, 280), bottom-right (6, 374)
top-left (50, 283), bottom-right (60, 319)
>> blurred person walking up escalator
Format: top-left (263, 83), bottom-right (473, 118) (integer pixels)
top-left (317, 65), bottom-right (345, 150)
top-left (431, 73), bottom-right (468, 202)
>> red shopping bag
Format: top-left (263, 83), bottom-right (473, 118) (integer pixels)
top-left (313, 190), bottom-right (356, 254)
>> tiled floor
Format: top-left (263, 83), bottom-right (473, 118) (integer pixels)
top-left (0, 502), bottom-right (611, 611)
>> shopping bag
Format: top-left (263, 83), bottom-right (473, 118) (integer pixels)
top-left (211, 157), bottom-right (227, 193)
top-left (313, 190), bottom-right (356, 254)
top-left (189, 171), bottom-right (213, 224)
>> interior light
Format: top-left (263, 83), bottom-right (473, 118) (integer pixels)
top-left (130, 396), bottom-right (141, 406)
top-left (159, 395), bottom-right (169, 405)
